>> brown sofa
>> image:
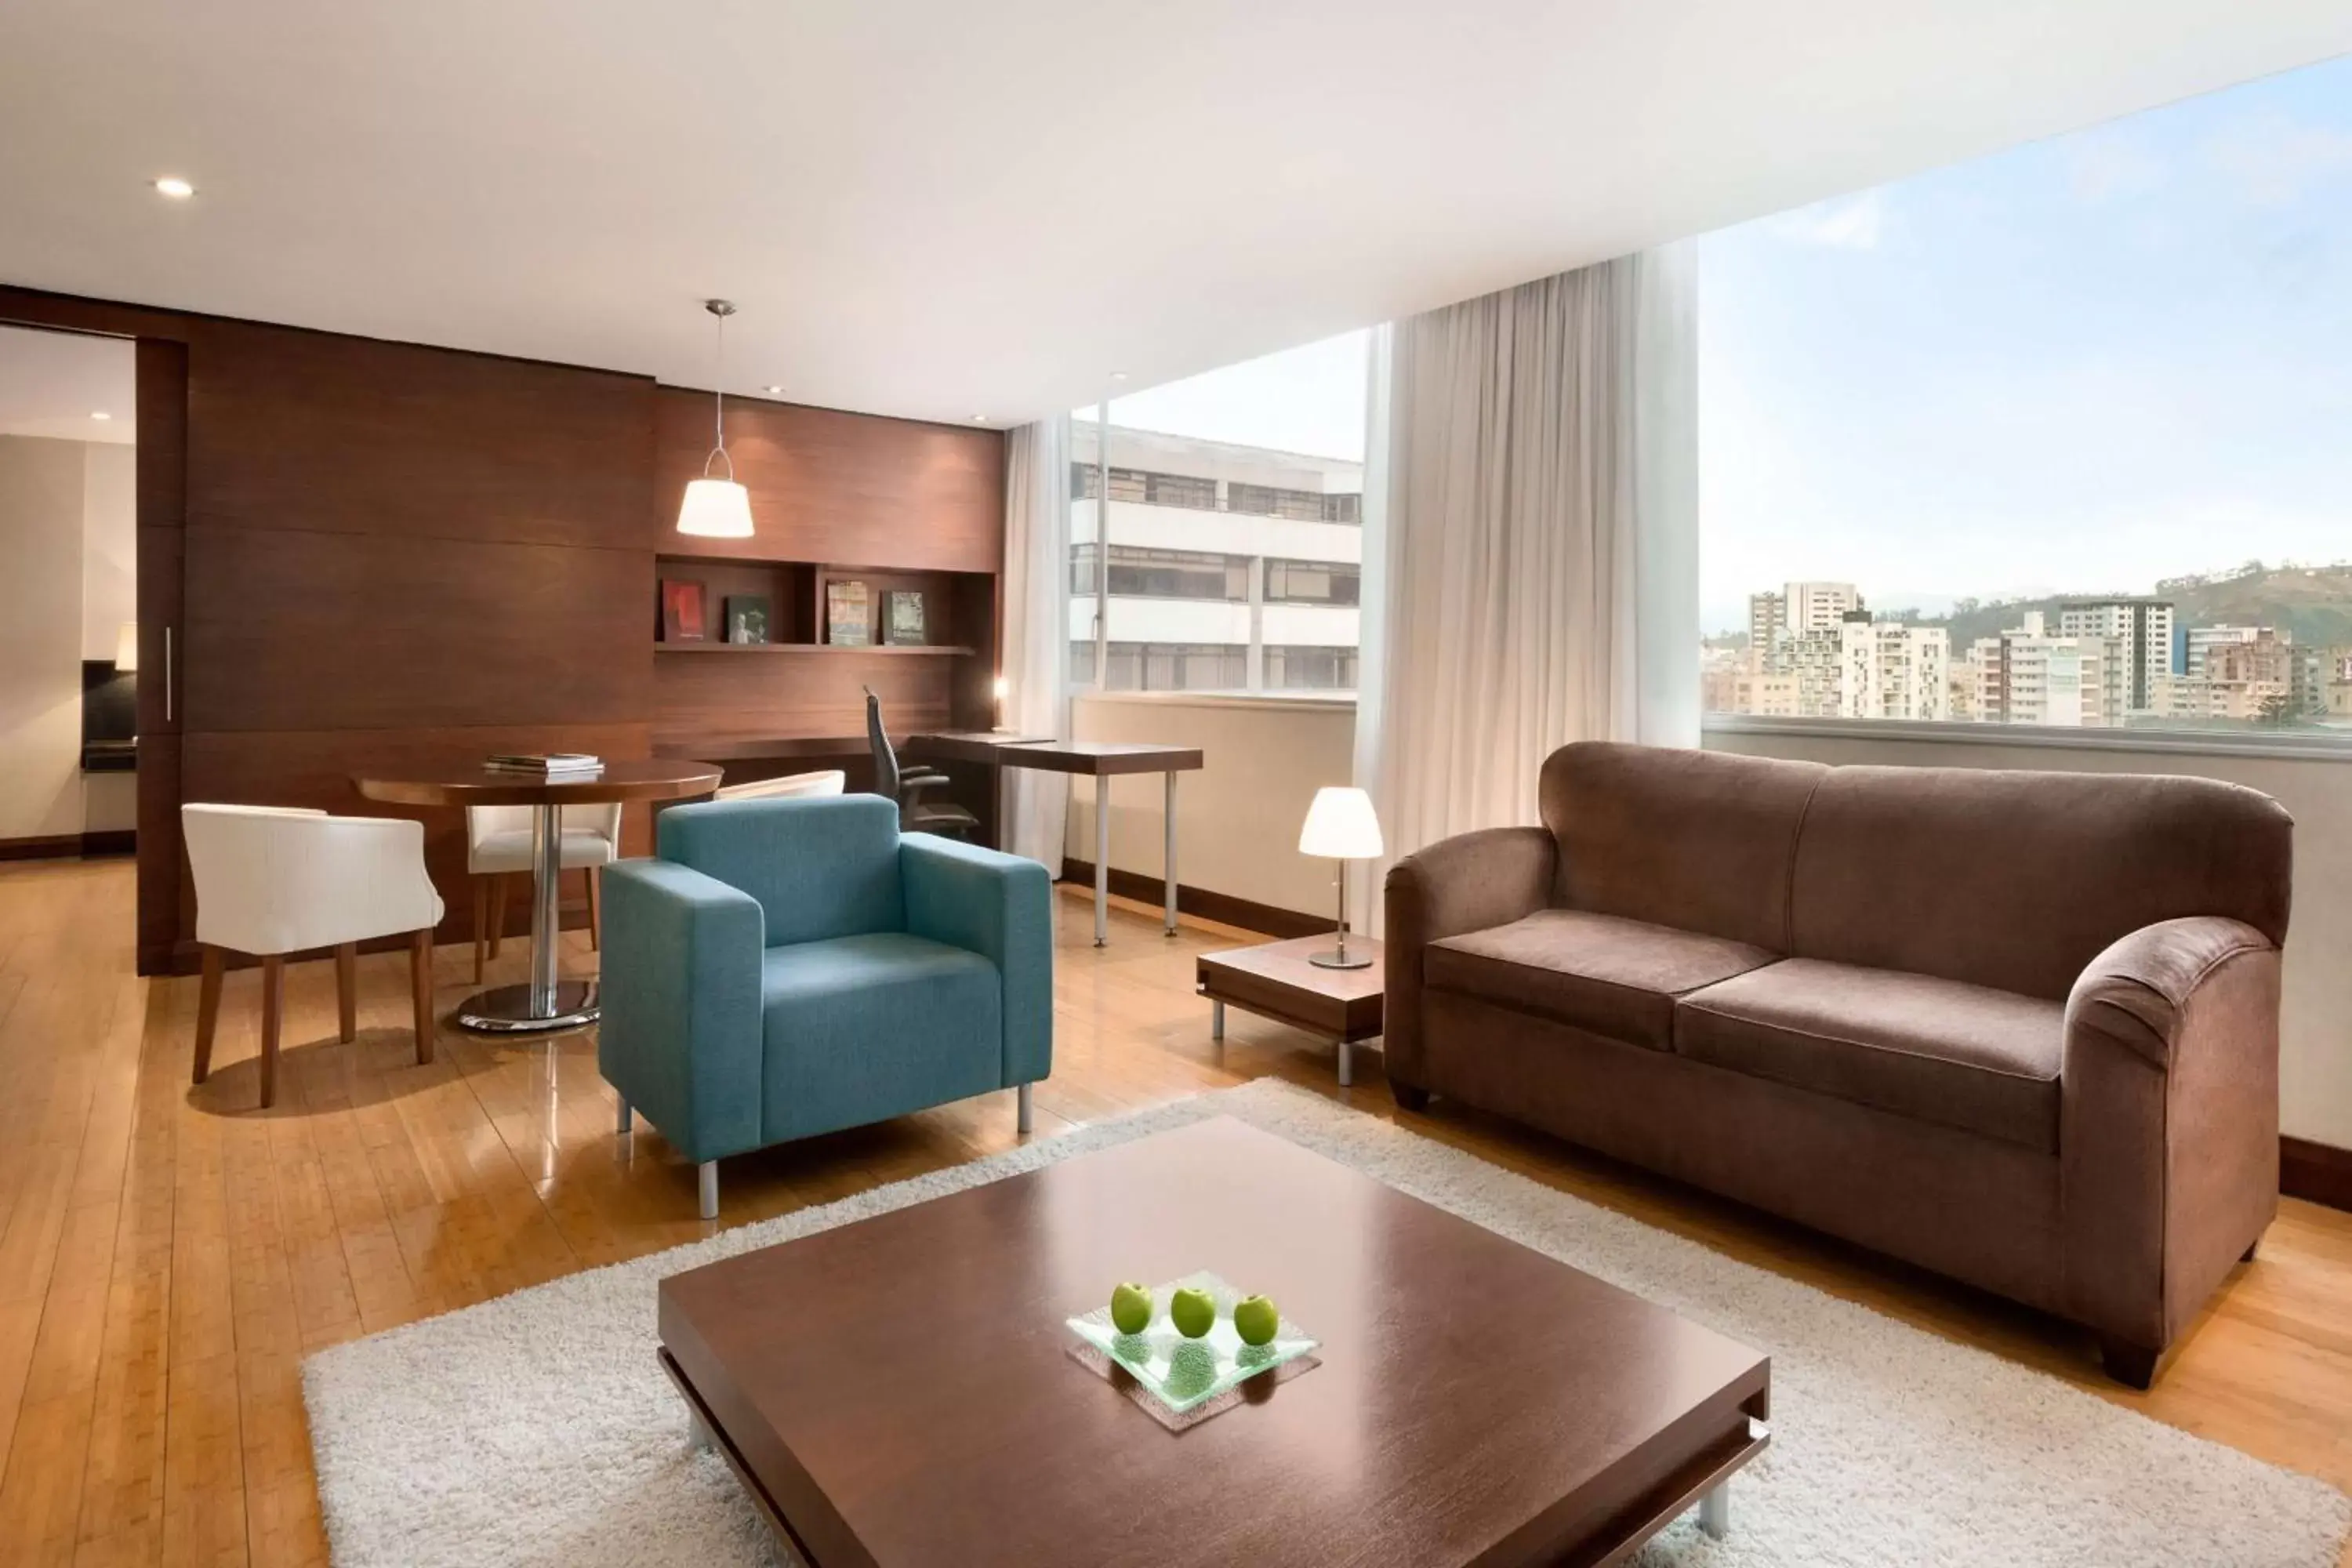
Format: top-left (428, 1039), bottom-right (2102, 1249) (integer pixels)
top-left (1384, 741), bottom-right (2292, 1386)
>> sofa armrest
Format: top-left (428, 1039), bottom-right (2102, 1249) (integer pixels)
top-left (1381, 826), bottom-right (1558, 1092)
top-left (2060, 916), bottom-right (2281, 1359)
top-left (597, 860), bottom-right (766, 1164)
top-left (902, 834), bottom-right (1054, 1088)
top-left (2066, 916), bottom-right (2274, 1069)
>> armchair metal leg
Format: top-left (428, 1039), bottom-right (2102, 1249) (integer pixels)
top-left (1017, 1083), bottom-right (1033, 1135)
top-left (616, 1098), bottom-right (633, 1137)
top-left (698, 1160), bottom-right (719, 1221)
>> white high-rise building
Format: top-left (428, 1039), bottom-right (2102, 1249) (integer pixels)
top-left (1974, 611), bottom-right (2118, 727)
top-left (1069, 423), bottom-right (1362, 693)
top-left (2057, 599), bottom-right (2173, 714)
top-left (1785, 582), bottom-right (1864, 633)
top-left (1838, 619), bottom-right (1951, 720)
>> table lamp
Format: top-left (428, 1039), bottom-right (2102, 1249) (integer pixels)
top-left (1298, 786), bottom-right (1384, 970)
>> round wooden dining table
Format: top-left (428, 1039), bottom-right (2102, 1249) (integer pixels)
top-left (354, 759), bottom-right (722, 1034)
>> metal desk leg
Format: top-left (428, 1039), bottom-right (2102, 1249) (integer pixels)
top-left (1337, 1037), bottom-right (1353, 1088)
top-left (1163, 771), bottom-right (1178, 935)
top-left (1094, 775), bottom-right (1110, 947)
top-left (456, 800), bottom-right (600, 1033)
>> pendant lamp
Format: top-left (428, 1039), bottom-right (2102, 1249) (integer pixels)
top-left (677, 299), bottom-right (754, 538)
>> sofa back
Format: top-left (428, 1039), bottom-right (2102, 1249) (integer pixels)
top-left (1540, 742), bottom-right (1827, 951)
top-left (1788, 764), bottom-right (2292, 1000)
top-left (657, 793), bottom-right (906, 947)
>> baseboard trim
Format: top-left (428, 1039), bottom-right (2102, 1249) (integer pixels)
top-left (81, 829), bottom-right (136, 858)
top-left (0, 833), bottom-right (84, 862)
top-left (2282, 1136), bottom-right (2352, 1214)
top-left (1058, 858), bottom-right (1326, 940)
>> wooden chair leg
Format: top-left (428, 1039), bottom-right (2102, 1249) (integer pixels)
top-left (192, 946), bottom-right (224, 1084)
top-left (586, 866), bottom-right (601, 951)
top-left (472, 877), bottom-right (488, 984)
top-left (409, 928), bottom-right (436, 1065)
top-left (488, 874), bottom-right (507, 963)
top-left (258, 954), bottom-right (286, 1110)
top-left (335, 942), bottom-right (358, 1043)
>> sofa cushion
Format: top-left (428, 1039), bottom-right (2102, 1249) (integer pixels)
top-left (1675, 958), bottom-right (2063, 1152)
top-left (1427, 910), bottom-right (1780, 1051)
top-left (760, 933), bottom-right (1002, 1143)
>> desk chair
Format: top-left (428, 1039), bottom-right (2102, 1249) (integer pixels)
top-left (466, 803), bottom-right (622, 982)
top-left (865, 688), bottom-right (978, 838)
top-left (183, 804), bottom-right (445, 1109)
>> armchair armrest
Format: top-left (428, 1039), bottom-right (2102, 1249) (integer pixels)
top-left (1382, 826), bottom-right (1558, 1091)
top-left (902, 835), bottom-right (1054, 1088)
top-left (597, 860), bottom-right (766, 1164)
top-left (2060, 916), bottom-right (2281, 1363)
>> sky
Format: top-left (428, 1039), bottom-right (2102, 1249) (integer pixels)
top-left (1700, 52), bottom-right (2352, 634)
top-left (1071, 52), bottom-right (2352, 637)
top-left (1080, 328), bottom-right (1370, 462)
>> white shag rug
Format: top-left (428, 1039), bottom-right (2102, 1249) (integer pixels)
top-left (305, 1079), bottom-right (2350, 1567)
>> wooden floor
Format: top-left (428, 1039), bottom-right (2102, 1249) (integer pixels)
top-left (0, 856), bottom-right (2347, 1565)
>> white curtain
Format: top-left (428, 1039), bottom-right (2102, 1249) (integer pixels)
top-left (1001, 417), bottom-right (1072, 865)
top-left (1356, 245), bottom-right (1698, 920)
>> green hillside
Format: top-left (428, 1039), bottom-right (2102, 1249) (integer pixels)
top-left (1874, 561), bottom-right (2352, 655)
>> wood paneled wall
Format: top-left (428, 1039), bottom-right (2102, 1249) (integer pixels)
top-left (0, 286), bottom-right (1008, 973)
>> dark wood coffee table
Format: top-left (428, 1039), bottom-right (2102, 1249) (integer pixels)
top-left (1197, 935), bottom-right (1386, 1085)
top-left (658, 1116), bottom-right (1769, 1567)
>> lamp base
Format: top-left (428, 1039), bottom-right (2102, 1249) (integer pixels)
top-left (1308, 948), bottom-right (1374, 971)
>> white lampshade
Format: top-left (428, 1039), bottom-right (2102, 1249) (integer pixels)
top-left (677, 477), bottom-right (755, 538)
top-left (1298, 786), bottom-right (1384, 860)
top-left (114, 621), bottom-right (139, 672)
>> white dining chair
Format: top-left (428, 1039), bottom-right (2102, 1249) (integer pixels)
top-left (466, 804), bottom-right (623, 982)
top-left (182, 803), bottom-right (446, 1109)
top-left (712, 769), bottom-right (848, 801)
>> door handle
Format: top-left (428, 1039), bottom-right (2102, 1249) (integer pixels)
top-left (164, 626), bottom-right (172, 724)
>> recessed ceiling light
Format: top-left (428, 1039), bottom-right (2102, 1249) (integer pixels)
top-left (761, 384), bottom-right (785, 396)
top-left (971, 415), bottom-right (988, 423)
top-left (89, 411), bottom-right (112, 421)
top-left (153, 176), bottom-right (195, 199)
top-left (1109, 371), bottom-right (1129, 382)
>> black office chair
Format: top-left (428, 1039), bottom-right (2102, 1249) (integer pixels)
top-left (865, 688), bottom-right (979, 838)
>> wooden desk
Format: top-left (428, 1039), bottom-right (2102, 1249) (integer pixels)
top-left (909, 735), bottom-right (1205, 946)
top-left (355, 759), bottom-right (722, 1033)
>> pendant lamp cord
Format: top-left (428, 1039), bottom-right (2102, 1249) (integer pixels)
top-left (704, 302), bottom-right (735, 482)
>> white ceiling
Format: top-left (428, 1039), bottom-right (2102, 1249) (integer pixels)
top-left (0, 325), bottom-right (136, 442)
top-left (2, 2), bottom-right (2347, 428)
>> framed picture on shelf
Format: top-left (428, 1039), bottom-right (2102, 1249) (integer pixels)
top-left (826, 579), bottom-right (872, 646)
top-left (660, 579), bottom-right (708, 642)
top-left (724, 594), bottom-right (771, 644)
top-left (884, 590), bottom-right (927, 646)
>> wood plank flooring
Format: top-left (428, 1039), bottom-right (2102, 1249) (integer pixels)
top-left (0, 855), bottom-right (2347, 1565)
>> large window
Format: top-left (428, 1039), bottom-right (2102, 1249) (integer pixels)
top-left (1700, 55), bottom-right (2352, 737)
top-left (1069, 331), bottom-right (1370, 696)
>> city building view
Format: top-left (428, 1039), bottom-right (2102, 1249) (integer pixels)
top-left (1069, 419), bottom-right (1363, 695)
top-left (1704, 564), bottom-right (2352, 732)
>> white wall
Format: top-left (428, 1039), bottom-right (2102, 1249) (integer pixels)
top-left (1065, 692), bottom-right (1356, 920)
top-left (1708, 724), bottom-right (2352, 1149)
top-left (81, 443), bottom-right (135, 657)
top-left (80, 443), bottom-right (136, 835)
top-left (0, 436), bottom-right (93, 840)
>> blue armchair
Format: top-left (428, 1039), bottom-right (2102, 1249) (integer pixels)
top-left (598, 793), bottom-right (1052, 1218)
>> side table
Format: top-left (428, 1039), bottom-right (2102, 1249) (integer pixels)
top-left (1196, 934), bottom-right (1384, 1087)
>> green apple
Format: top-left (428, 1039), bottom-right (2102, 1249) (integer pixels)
top-left (1109, 1281), bottom-right (1153, 1335)
top-left (1232, 1294), bottom-right (1279, 1346)
top-left (1169, 1286), bottom-right (1216, 1338)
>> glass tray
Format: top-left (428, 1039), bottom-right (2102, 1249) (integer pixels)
top-left (1065, 1271), bottom-right (1319, 1426)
